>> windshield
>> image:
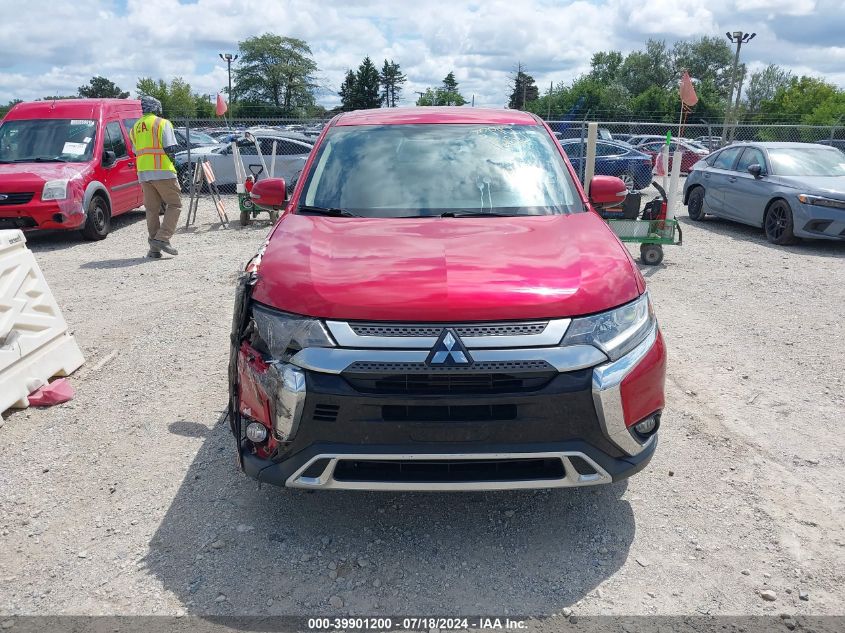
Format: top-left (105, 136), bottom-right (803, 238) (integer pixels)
top-left (186, 130), bottom-right (219, 145)
top-left (300, 124), bottom-right (582, 217)
top-left (0, 119), bottom-right (97, 163)
top-left (768, 148), bottom-right (845, 176)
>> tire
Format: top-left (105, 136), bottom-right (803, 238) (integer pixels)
top-left (687, 186), bottom-right (706, 221)
top-left (640, 243), bottom-right (664, 266)
top-left (764, 200), bottom-right (799, 245)
top-left (619, 171), bottom-right (636, 192)
top-left (80, 195), bottom-right (111, 240)
top-left (269, 209), bottom-right (280, 222)
top-left (239, 209), bottom-right (252, 226)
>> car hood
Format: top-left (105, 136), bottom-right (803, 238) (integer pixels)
top-left (251, 212), bottom-right (642, 321)
top-left (0, 162), bottom-right (90, 189)
top-left (772, 175), bottom-right (845, 198)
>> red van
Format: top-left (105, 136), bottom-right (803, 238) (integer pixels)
top-left (0, 99), bottom-right (143, 239)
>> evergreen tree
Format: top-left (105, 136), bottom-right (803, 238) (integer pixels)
top-left (435, 71), bottom-right (466, 106)
top-left (508, 63), bottom-right (539, 109)
top-left (339, 70), bottom-right (357, 111)
top-left (355, 57), bottom-right (382, 109)
top-left (379, 60), bottom-right (407, 107)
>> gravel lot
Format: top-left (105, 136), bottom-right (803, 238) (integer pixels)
top-left (1, 189), bottom-right (843, 622)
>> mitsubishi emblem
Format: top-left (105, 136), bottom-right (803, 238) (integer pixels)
top-left (426, 328), bottom-right (473, 366)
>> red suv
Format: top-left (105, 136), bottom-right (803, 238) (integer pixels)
top-left (229, 107), bottom-right (666, 491)
top-left (0, 99), bottom-right (143, 239)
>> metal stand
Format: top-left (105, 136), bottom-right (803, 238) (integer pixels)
top-left (186, 157), bottom-right (229, 227)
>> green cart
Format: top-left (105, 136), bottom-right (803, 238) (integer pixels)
top-left (238, 192), bottom-right (280, 226)
top-left (606, 217), bottom-right (682, 265)
top-left (604, 181), bottom-right (682, 266)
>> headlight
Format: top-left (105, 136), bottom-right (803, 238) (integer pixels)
top-left (42, 179), bottom-right (69, 201)
top-left (561, 293), bottom-right (655, 361)
top-left (797, 194), bottom-right (845, 210)
top-left (252, 304), bottom-right (334, 360)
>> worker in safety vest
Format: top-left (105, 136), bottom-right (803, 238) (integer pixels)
top-left (129, 96), bottom-right (182, 258)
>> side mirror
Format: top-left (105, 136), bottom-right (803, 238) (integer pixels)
top-left (250, 177), bottom-right (287, 210)
top-left (589, 175), bottom-right (628, 207)
top-left (747, 163), bottom-right (763, 178)
top-left (102, 150), bottom-right (117, 167)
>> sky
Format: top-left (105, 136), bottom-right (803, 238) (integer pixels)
top-left (0, 0), bottom-right (843, 109)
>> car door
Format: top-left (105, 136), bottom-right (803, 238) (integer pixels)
top-left (704, 146), bottom-right (743, 217)
top-left (100, 120), bottom-right (137, 214)
top-left (722, 146), bottom-right (772, 227)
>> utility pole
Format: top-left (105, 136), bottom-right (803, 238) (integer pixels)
top-left (721, 31), bottom-right (755, 144)
top-left (219, 52), bottom-right (238, 102)
top-left (547, 80), bottom-right (553, 120)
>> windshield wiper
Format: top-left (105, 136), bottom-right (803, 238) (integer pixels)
top-left (440, 211), bottom-right (518, 217)
top-left (298, 205), bottom-right (359, 217)
top-left (13, 156), bottom-right (68, 163)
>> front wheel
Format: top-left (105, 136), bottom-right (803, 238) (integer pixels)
top-left (764, 200), bottom-right (798, 245)
top-left (80, 195), bottom-right (111, 240)
top-left (640, 243), bottom-right (664, 266)
top-left (239, 209), bottom-right (252, 226)
top-left (619, 171), bottom-right (636, 192)
top-left (687, 187), bottom-right (706, 221)
top-left (269, 209), bottom-right (280, 222)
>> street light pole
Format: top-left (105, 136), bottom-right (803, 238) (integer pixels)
top-left (721, 31), bottom-right (755, 144)
top-left (219, 53), bottom-right (238, 102)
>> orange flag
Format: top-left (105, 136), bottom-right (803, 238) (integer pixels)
top-left (680, 71), bottom-right (698, 107)
top-left (216, 93), bottom-right (228, 116)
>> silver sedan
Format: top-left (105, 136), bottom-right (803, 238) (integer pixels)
top-left (683, 142), bottom-right (845, 244)
top-left (175, 134), bottom-right (313, 191)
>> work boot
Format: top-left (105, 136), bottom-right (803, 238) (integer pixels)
top-left (146, 249), bottom-right (162, 259)
top-left (149, 238), bottom-right (178, 256)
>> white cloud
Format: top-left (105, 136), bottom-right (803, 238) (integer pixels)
top-left (0, 0), bottom-right (842, 108)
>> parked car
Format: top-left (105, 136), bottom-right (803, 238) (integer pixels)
top-left (555, 127), bottom-right (613, 142)
top-left (174, 133), bottom-right (313, 191)
top-left (818, 139), bottom-right (845, 154)
top-left (626, 134), bottom-right (667, 147)
top-left (612, 133), bottom-right (633, 144)
top-left (683, 142), bottom-right (845, 244)
top-left (694, 136), bottom-right (723, 151)
top-left (638, 139), bottom-right (709, 174)
top-left (228, 107), bottom-right (666, 492)
top-left (0, 98), bottom-right (143, 239)
top-left (173, 127), bottom-right (220, 151)
top-left (558, 139), bottom-right (654, 191)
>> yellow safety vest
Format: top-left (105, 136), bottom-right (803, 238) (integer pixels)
top-left (129, 113), bottom-right (176, 174)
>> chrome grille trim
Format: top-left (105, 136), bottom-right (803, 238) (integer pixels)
top-left (326, 319), bottom-right (571, 349)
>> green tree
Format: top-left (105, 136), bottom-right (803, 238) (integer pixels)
top-left (744, 64), bottom-right (792, 116)
top-left (508, 63), bottom-right (540, 109)
top-left (194, 95), bottom-right (215, 118)
top-left (760, 76), bottom-right (839, 123)
top-left (619, 39), bottom-right (673, 96)
top-left (589, 51), bottom-right (624, 84)
top-left (77, 76), bottom-right (129, 99)
top-left (338, 69), bottom-right (357, 111)
top-left (234, 34), bottom-right (318, 115)
top-left (354, 57), bottom-right (382, 109)
top-left (671, 36), bottom-right (733, 96)
top-left (415, 88), bottom-right (440, 106)
top-left (379, 59), bottom-right (407, 107)
top-left (136, 77), bottom-right (208, 118)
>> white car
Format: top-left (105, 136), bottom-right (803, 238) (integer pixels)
top-left (175, 134), bottom-right (313, 191)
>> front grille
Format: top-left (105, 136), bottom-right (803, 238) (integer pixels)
top-left (382, 404), bottom-right (517, 422)
top-left (345, 370), bottom-right (556, 395)
top-left (349, 322), bottom-right (548, 337)
top-left (0, 216), bottom-right (37, 229)
top-left (0, 192), bottom-right (35, 206)
top-left (345, 360), bottom-right (555, 374)
top-left (333, 458), bottom-right (565, 483)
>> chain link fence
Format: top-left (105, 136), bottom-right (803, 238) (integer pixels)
top-left (175, 117), bottom-right (845, 194)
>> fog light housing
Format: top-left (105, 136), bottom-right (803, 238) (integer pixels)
top-left (632, 413), bottom-right (660, 440)
top-left (245, 421), bottom-right (268, 443)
